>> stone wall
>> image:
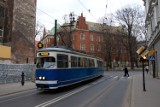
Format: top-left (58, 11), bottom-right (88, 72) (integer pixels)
top-left (0, 64), bottom-right (35, 84)
top-left (11, 0), bottom-right (36, 64)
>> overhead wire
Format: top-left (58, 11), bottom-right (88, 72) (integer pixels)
top-left (23, 0), bottom-right (64, 27)
top-left (36, 18), bottom-right (55, 25)
top-left (36, 9), bottom-right (63, 24)
top-left (78, 0), bottom-right (98, 22)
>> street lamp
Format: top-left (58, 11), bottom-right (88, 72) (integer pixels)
top-left (69, 12), bottom-right (75, 48)
top-left (137, 46), bottom-right (149, 92)
top-left (140, 56), bottom-right (147, 91)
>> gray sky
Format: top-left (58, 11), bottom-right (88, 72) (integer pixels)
top-left (36, 0), bottom-right (144, 31)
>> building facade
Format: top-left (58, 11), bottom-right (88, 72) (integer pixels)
top-left (0, 0), bottom-right (36, 64)
top-left (73, 13), bottom-right (131, 68)
top-left (143, 0), bottom-right (160, 77)
top-left (41, 13), bottom-right (131, 68)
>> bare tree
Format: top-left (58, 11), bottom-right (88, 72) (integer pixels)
top-left (57, 26), bottom-right (70, 46)
top-left (35, 21), bottom-right (44, 40)
top-left (98, 17), bottom-right (113, 70)
top-left (138, 18), bottom-right (148, 45)
top-left (114, 5), bottom-right (144, 69)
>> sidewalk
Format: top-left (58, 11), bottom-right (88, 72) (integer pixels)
top-left (131, 73), bottom-right (160, 107)
top-left (0, 81), bottom-right (36, 96)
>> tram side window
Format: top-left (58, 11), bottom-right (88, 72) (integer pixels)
top-left (84, 58), bottom-right (89, 67)
top-left (57, 54), bottom-right (68, 68)
top-left (78, 57), bottom-right (81, 67)
top-left (89, 59), bottom-right (95, 67)
top-left (78, 57), bottom-right (84, 67)
top-left (92, 59), bottom-right (95, 67)
top-left (97, 60), bottom-right (103, 67)
top-left (71, 56), bottom-right (78, 67)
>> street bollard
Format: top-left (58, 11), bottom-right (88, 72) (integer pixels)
top-left (21, 72), bottom-right (25, 86)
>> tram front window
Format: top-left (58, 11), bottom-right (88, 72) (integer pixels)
top-left (36, 57), bottom-right (56, 68)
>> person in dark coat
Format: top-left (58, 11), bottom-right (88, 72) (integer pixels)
top-left (124, 66), bottom-right (129, 77)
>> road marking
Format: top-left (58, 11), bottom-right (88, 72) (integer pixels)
top-left (35, 86), bottom-right (89, 107)
top-left (114, 76), bottom-right (118, 79)
top-left (112, 76), bottom-right (133, 80)
top-left (121, 77), bottom-right (124, 79)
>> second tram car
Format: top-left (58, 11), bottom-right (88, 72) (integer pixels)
top-left (35, 47), bottom-right (104, 89)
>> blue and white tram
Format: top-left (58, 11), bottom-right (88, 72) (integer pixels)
top-left (35, 47), bottom-right (104, 89)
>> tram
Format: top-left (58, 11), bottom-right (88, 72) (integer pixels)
top-left (35, 46), bottom-right (104, 89)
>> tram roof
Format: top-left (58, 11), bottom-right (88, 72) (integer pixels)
top-left (37, 46), bottom-right (102, 60)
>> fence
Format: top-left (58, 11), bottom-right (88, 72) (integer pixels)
top-left (0, 64), bottom-right (35, 84)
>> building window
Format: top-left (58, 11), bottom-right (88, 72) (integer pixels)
top-left (80, 33), bottom-right (85, 40)
top-left (48, 38), bottom-right (50, 44)
top-left (80, 44), bottom-right (85, 51)
top-left (97, 35), bottom-right (101, 42)
top-left (90, 44), bottom-right (94, 51)
top-left (101, 36), bottom-right (103, 42)
top-left (97, 45), bottom-right (101, 51)
top-left (90, 34), bottom-right (94, 41)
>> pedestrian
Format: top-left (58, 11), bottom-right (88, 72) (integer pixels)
top-left (123, 66), bottom-right (129, 77)
top-left (145, 66), bottom-right (149, 74)
top-left (21, 72), bottom-right (25, 86)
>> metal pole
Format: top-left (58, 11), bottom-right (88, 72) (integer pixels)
top-left (54, 20), bottom-right (57, 46)
top-left (153, 60), bottom-right (156, 78)
top-left (142, 59), bottom-right (146, 91)
top-left (69, 12), bottom-right (74, 48)
top-left (69, 20), bottom-right (72, 47)
top-left (152, 45), bottom-right (156, 78)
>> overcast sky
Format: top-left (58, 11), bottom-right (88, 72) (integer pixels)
top-left (36, 0), bottom-right (144, 30)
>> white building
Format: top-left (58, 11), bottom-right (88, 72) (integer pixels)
top-left (143, 0), bottom-right (160, 77)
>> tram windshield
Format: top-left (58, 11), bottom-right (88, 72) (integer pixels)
top-left (36, 57), bottom-right (56, 69)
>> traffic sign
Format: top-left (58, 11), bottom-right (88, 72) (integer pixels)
top-left (136, 46), bottom-right (145, 55)
top-left (141, 50), bottom-right (149, 58)
top-left (149, 50), bottom-right (155, 55)
top-left (37, 42), bottom-right (43, 49)
top-left (136, 46), bottom-right (149, 58)
top-left (149, 56), bottom-right (155, 61)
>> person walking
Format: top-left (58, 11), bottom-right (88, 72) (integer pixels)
top-left (145, 66), bottom-right (149, 74)
top-left (124, 66), bottom-right (129, 77)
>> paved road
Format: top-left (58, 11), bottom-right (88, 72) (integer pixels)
top-left (0, 71), bottom-right (140, 107)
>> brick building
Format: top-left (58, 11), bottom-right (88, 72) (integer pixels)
top-left (0, 0), bottom-right (36, 64)
top-left (40, 13), bottom-right (131, 68)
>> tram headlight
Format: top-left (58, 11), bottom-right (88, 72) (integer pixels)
top-left (38, 76), bottom-right (45, 80)
top-left (39, 76), bottom-right (42, 80)
top-left (42, 77), bottom-right (45, 80)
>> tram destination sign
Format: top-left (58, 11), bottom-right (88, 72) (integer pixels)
top-left (39, 52), bottom-right (49, 56)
